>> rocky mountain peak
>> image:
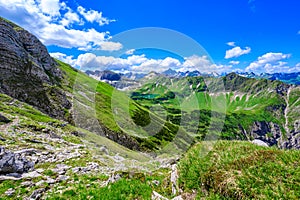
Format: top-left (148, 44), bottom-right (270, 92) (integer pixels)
top-left (0, 17), bottom-right (71, 120)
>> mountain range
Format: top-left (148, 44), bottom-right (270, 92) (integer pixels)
top-left (85, 68), bottom-right (300, 92)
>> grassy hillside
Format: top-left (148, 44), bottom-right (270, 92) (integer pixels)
top-left (130, 73), bottom-right (297, 142)
top-left (56, 60), bottom-right (191, 153)
top-left (178, 141), bottom-right (300, 199)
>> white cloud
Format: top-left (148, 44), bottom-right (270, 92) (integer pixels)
top-left (99, 41), bottom-right (123, 51)
top-left (52, 51), bottom-right (300, 75)
top-left (225, 46), bottom-right (251, 59)
top-left (181, 55), bottom-right (211, 72)
top-left (38, 0), bottom-right (61, 17)
top-left (229, 61), bottom-right (240, 65)
top-left (227, 42), bottom-right (236, 47)
top-left (0, 0), bottom-right (119, 51)
top-left (77, 6), bottom-right (115, 26)
top-left (53, 52), bottom-right (232, 74)
top-left (264, 62), bottom-right (300, 74)
top-left (50, 52), bottom-right (76, 66)
top-left (126, 55), bottom-right (148, 65)
top-left (74, 53), bottom-right (148, 72)
top-left (246, 52), bottom-right (292, 73)
top-left (132, 57), bottom-right (182, 73)
top-left (125, 49), bottom-right (136, 55)
top-left (60, 9), bottom-right (82, 27)
top-left (174, 55), bottom-right (232, 74)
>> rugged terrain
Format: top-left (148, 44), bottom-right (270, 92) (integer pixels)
top-left (0, 17), bottom-right (71, 121)
top-left (0, 17), bottom-right (299, 199)
top-left (131, 72), bottom-right (300, 149)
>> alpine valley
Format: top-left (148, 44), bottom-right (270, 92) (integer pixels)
top-left (0, 17), bottom-right (299, 200)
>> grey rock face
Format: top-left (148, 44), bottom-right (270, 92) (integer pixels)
top-left (250, 121), bottom-right (281, 146)
top-left (0, 146), bottom-right (34, 175)
top-left (280, 131), bottom-right (300, 150)
top-left (247, 121), bottom-right (300, 149)
top-left (0, 18), bottom-right (71, 120)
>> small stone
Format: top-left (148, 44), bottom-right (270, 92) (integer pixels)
top-left (113, 154), bottom-right (125, 162)
top-left (36, 180), bottom-right (45, 186)
top-left (151, 191), bottom-right (168, 200)
top-left (29, 188), bottom-right (45, 200)
top-left (41, 151), bottom-right (50, 155)
top-left (72, 167), bottom-right (81, 173)
top-left (36, 168), bottom-right (44, 173)
top-left (71, 131), bottom-right (84, 137)
top-left (22, 171), bottom-right (41, 179)
top-left (42, 128), bottom-right (50, 133)
top-left (106, 173), bottom-right (122, 185)
top-left (45, 177), bottom-right (56, 184)
top-left (21, 181), bottom-right (32, 187)
top-left (56, 175), bottom-right (69, 182)
top-left (4, 188), bottom-right (15, 196)
top-left (99, 145), bottom-right (109, 155)
top-left (56, 164), bottom-right (70, 170)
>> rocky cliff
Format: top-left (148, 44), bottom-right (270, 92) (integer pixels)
top-left (0, 17), bottom-right (71, 120)
top-left (243, 121), bottom-right (300, 149)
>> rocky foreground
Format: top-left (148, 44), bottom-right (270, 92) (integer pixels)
top-left (0, 96), bottom-right (183, 199)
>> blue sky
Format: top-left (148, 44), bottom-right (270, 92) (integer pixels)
top-left (1, 0), bottom-right (300, 74)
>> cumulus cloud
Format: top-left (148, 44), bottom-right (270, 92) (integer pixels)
top-left (264, 62), bottom-right (300, 74)
top-left (245, 52), bottom-right (293, 73)
top-left (77, 6), bottom-right (115, 26)
top-left (0, 0), bottom-right (120, 51)
top-left (52, 51), bottom-right (299, 75)
top-left (52, 53), bottom-right (231, 74)
top-left (225, 46), bottom-right (251, 59)
top-left (181, 55), bottom-right (211, 72)
top-left (38, 0), bottom-right (61, 17)
top-left (181, 55), bottom-right (232, 74)
top-left (72, 53), bottom-right (182, 73)
top-left (60, 9), bottom-right (82, 27)
top-left (99, 41), bottom-right (123, 51)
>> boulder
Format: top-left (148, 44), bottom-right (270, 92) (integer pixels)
top-left (0, 146), bottom-right (34, 175)
top-left (252, 139), bottom-right (269, 147)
